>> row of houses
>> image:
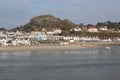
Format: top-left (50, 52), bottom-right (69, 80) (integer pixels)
top-left (71, 25), bottom-right (120, 33)
top-left (0, 30), bottom-right (64, 46)
top-left (0, 31), bottom-right (31, 46)
top-left (0, 25), bottom-right (120, 46)
top-left (0, 29), bottom-right (120, 46)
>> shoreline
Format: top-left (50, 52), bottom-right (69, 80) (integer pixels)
top-left (0, 42), bottom-right (119, 52)
top-left (0, 45), bottom-right (87, 52)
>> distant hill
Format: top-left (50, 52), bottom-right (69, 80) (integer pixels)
top-left (11, 15), bottom-right (76, 32)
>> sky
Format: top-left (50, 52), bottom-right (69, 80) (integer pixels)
top-left (0, 0), bottom-right (120, 29)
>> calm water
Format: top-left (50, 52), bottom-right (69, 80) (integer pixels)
top-left (0, 46), bottom-right (120, 80)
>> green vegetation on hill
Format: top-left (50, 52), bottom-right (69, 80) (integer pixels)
top-left (96, 21), bottom-right (120, 30)
top-left (11, 14), bottom-right (76, 32)
top-left (10, 15), bottom-right (120, 32)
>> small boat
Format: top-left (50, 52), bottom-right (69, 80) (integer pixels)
top-left (105, 47), bottom-right (111, 49)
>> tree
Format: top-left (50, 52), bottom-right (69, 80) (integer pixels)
top-left (0, 28), bottom-right (6, 31)
top-left (96, 22), bottom-right (106, 27)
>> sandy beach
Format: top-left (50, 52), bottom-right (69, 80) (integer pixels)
top-left (0, 44), bottom-right (94, 52)
top-left (0, 42), bottom-right (119, 52)
top-left (0, 45), bottom-right (84, 52)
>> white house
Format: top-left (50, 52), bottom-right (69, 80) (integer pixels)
top-left (98, 26), bottom-right (108, 31)
top-left (0, 31), bottom-right (6, 38)
top-left (54, 28), bottom-right (62, 34)
top-left (46, 31), bottom-right (55, 35)
top-left (46, 28), bottom-right (62, 35)
top-left (0, 38), bottom-right (7, 46)
top-left (70, 26), bottom-right (82, 32)
top-left (6, 32), bottom-right (15, 38)
top-left (87, 27), bottom-right (98, 32)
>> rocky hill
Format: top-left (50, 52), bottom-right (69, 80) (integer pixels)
top-left (11, 15), bottom-right (76, 32)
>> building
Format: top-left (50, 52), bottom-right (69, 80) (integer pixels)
top-left (46, 28), bottom-right (62, 35)
top-left (98, 26), bottom-right (108, 31)
top-left (70, 26), bottom-right (82, 32)
top-left (37, 34), bottom-right (47, 41)
top-left (87, 26), bottom-right (98, 32)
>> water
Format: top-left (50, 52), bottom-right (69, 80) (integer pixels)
top-left (0, 46), bottom-right (120, 80)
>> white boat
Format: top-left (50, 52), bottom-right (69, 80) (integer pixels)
top-left (105, 47), bottom-right (111, 49)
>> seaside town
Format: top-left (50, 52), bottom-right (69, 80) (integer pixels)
top-left (1, 1), bottom-right (120, 80)
top-left (0, 15), bottom-right (120, 46)
top-left (0, 25), bottom-right (120, 46)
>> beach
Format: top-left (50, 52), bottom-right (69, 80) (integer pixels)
top-left (0, 45), bottom-right (86, 52)
top-left (0, 44), bottom-right (94, 52)
top-left (0, 42), bottom-right (119, 52)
